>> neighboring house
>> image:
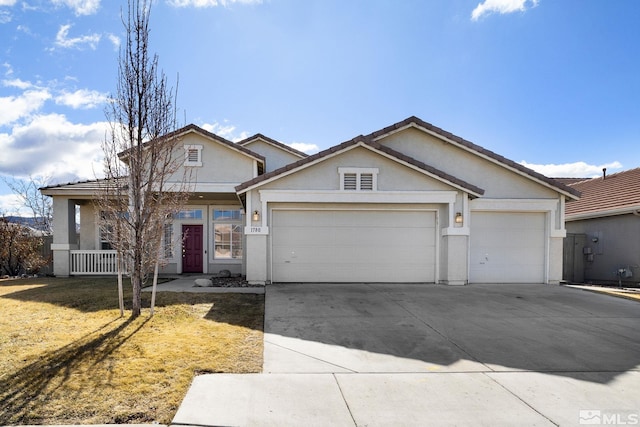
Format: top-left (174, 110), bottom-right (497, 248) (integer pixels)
top-left (41, 116), bottom-right (579, 285)
top-left (563, 168), bottom-right (640, 286)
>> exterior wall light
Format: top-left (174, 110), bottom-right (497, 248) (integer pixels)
top-left (455, 212), bottom-right (463, 224)
top-left (252, 210), bottom-right (260, 222)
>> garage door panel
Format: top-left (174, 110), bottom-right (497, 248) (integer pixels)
top-left (470, 212), bottom-right (545, 283)
top-left (272, 209), bottom-right (436, 283)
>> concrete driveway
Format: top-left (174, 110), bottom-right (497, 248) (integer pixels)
top-left (173, 283), bottom-right (640, 426)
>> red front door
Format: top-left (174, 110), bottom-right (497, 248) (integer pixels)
top-left (182, 224), bottom-right (203, 273)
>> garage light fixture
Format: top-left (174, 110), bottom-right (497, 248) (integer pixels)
top-left (455, 212), bottom-right (463, 224)
top-left (252, 210), bottom-right (260, 222)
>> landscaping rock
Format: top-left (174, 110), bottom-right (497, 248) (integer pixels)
top-left (194, 278), bottom-right (213, 287)
top-left (218, 269), bottom-right (231, 278)
top-left (208, 276), bottom-right (262, 288)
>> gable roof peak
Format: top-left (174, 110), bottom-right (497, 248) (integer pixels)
top-left (237, 133), bottom-right (308, 158)
top-left (367, 115), bottom-right (580, 200)
top-left (127, 123), bottom-right (266, 163)
top-left (235, 132), bottom-right (485, 197)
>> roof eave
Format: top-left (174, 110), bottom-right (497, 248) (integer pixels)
top-left (238, 133), bottom-right (309, 159)
top-left (236, 138), bottom-right (485, 198)
top-left (118, 125), bottom-right (266, 165)
top-left (566, 205), bottom-right (640, 221)
top-left (369, 118), bottom-right (580, 200)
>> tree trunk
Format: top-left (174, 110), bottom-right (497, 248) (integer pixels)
top-left (117, 251), bottom-right (124, 317)
top-left (131, 268), bottom-right (142, 318)
top-left (150, 256), bottom-right (159, 317)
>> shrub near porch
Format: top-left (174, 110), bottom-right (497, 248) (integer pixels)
top-left (0, 277), bottom-right (264, 425)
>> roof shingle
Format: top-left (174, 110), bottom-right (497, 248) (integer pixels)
top-left (565, 167), bottom-right (640, 218)
top-left (237, 133), bottom-right (309, 158)
top-left (368, 116), bottom-right (580, 199)
top-left (235, 135), bottom-right (485, 196)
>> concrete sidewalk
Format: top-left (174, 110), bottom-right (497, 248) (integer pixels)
top-left (172, 283), bottom-right (640, 427)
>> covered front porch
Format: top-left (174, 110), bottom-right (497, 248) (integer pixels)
top-left (41, 182), bottom-right (247, 277)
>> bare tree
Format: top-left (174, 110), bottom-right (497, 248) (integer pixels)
top-left (98, 0), bottom-right (192, 318)
top-left (0, 214), bottom-right (48, 277)
top-left (2, 175), bottom-right (53, 235)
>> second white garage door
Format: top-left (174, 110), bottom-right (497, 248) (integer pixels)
top-left (469, 211), bottom-right (546, 283)
top-left (271, 209), bottom-right (437, 283)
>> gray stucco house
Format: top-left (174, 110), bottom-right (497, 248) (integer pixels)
top-left (41, 116), bottom-right (579, 285)
top-left (563, 168), bottom-right (640, 286)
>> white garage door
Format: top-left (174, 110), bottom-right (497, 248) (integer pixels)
top-left (470, 212), bottom-right (546, 283)
top-left (271, 209), bottom-right (437, 283)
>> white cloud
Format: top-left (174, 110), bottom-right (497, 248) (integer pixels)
top-left (519, 160), bottom-right (623, 178)
top-left (0, 10), bottom-right (11, 24)
top-left (0, 89), bottom-right (52, 127)
top-left (0, 113), bottom-right (107, 182)
top-left (289, 142), bottom-right (319, 154)
top-left (53, 24), bottom-right (101, 50)
top-left (107, 33), bottom-right (121, 50)
top-left (2, 62), bottom-right (13, 76)
top-left (51, 0), bottom-right (100, 16)
top-left (167, 0), bottom-right (262, 7)
top-left (55, 89), bottom-right (108, 109)
top-left (0, 0), bottom-right (17, 5)
top-left (201, 121), bottom-right (249, 142)
top-left (0, 193), bottom-right (25, 216)
top-left (2, 78), bottom-right (33, 89)
top-left (471, 0), bottom-right (538, 21)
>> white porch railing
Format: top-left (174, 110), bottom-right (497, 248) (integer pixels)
top-left (70, 250), bottom-right (121, 275)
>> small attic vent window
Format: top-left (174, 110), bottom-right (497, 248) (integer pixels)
top-left (339, 167), bottom-right (378, 191)
top-left (360, 173), bottom-right (374, 190)
top-left (184, 144), bottom-right (203, 167)
top-left (343, 173), bottom-right (357, 190)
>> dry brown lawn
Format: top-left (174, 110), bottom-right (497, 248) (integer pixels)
top-left (0, 277), bottom-right (264, 425)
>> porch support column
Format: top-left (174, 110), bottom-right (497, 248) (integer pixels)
top-left (51, 197), bottom-right (78, 277)
top-left (245, 234), bottom-right (267, 285)
top-left (440, 232), bottom-right (469, 285)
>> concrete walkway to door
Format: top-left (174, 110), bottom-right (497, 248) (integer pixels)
top-left (173, 283), bottom-right (640, 426)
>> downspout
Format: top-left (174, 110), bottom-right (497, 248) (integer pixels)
top-left (633, 210), bottom-right (640, 217)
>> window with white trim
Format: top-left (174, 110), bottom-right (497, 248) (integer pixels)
top-left (212, 209), bottom-right (243, 260)
top-left (339, 167), bottom-right (378, 191)
top-left (175, 209), bottom-right (203, 219)
top-left (184, 144), bottom-right (203, 167)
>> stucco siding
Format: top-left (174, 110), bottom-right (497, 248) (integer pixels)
top-left (78, 203), bottom-right (96, 250)
top-left (566, 214), bottom-right (640, 284)
top-left (377, 127), bottom-right (558, 199)
top-left (252, 146), bottom-right (457, 193)
top-left (241, 139), bottom-right (303, 172)
top-left (167, 133), bottom-right (256, 185)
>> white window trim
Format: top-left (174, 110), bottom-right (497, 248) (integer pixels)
top-left (184, 144), bottom-right (203, 167)
top-left (338, 167), bottom-right (379, 191)
top-left (211, 206), bottom-right (244, 263)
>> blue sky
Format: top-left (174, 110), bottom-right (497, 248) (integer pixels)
top-left (1, 0), bottom-right (639, 214)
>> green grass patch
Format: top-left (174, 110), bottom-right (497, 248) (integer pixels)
top-left (0, 277), bottom-right (264, 425)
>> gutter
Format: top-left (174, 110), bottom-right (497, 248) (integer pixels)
top-left (566, 205), bottom-right (640, 221)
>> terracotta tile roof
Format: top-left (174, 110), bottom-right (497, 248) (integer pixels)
top-left (565, 167), bottom-right (640, 219)
top-left (235, 135), bottom-right (485, 196)
top-left (368, 116), bottom-right (580, 199)
top-left (118, 124), bottom-right (266, 164)
top-left (237, 133), bottom-right (309, 158)
top-left (554, 177), bottom-right (591, 186)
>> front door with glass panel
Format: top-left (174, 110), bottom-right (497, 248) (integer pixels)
top-left (182, 224), bottom-right (203, 273)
